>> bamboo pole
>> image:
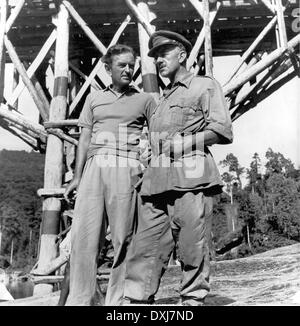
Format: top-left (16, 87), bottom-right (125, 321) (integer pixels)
top-left (62, 0), bottom-right (107, 55)
top-left (137, 1), bottom-right (159, 102)
top-left (0, 0), bottom-right (7, 104)
top-left (187, 2), bottom-right (220, 71)
top-left (4, 36), bottom-right (49, 120)
top-left (8, 30), bottom-right (56, 107)
top-left (223, 33), bottom-right (300, 97)
top-left (34, 4), bottom-right (69, 296)
top-left (125, 0), bottom-right (155, 36)
top-left (203, 0), bottom-right (213, 77)
top-left (69, 15), bottom-right (132, 115)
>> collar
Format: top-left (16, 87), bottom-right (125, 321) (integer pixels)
top-left (104, 84), bottom-right (140, 95)
top-left (166, 71), bottom-right (194, 90)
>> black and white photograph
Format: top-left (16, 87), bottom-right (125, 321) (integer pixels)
top-left (0, 0), bottom-right (299, 311)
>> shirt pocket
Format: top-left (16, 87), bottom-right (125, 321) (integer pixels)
top-left (169, 98), bottom-right (200, 127)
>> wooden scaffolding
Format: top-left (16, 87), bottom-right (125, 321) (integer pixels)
top-left (0, 0), bottom-right (299, 294)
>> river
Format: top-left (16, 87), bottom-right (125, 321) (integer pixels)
top-left (6, 279), bottom-right (34, 299)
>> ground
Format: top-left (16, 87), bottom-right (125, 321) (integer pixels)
top-left (1, 243), bottom-right (300, 306)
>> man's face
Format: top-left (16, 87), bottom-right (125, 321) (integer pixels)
top-left (107, 52), bottom-right (135, 89)
top-left (154, 45), bottom-right (182, 79)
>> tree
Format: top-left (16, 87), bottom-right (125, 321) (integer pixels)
top-left (220, 153), bottom-right (245, 204)
top-left (246, 152), bottom-right (263, 195)
top-left (265, 148), bottom-right (296, 178)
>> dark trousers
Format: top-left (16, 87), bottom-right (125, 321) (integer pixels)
top-left (124, 190), bottom-right (213, 303)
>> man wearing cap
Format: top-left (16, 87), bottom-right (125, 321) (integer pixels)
top-left (124, 30), bottom-right (233, 306)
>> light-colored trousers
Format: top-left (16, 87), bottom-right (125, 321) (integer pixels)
top-left (66, 155), bottom-right (141, 306)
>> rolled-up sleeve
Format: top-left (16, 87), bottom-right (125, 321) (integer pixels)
top-left (78, 93), bottom-right (93, 129)
top-left (202, 78), bottom-right (233, 144)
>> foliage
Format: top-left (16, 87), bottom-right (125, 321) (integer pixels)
top-left (0, 150), bottom-right (44, 269)
top-left (213, 148), bottom-right (300, 260)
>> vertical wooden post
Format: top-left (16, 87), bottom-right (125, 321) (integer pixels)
top-left (137, 0), bottom-right (159, 102)
top-left (10, 240), bottom-right (14, 265)
top-left (34, 4), bottom-right (69, 296)
top-left (203, 0), bottom-right (213, 77)
top-left (0, 0), bottom-right (7, 103)
top-left (12, 68), bottom-right (19, 109)
top-left (274, 0), bottom-right (288, 49)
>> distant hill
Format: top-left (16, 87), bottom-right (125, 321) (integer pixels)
top-left (0, 150), bottom-right (45, 269)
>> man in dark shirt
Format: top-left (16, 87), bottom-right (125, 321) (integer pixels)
top-left (64, 44), bottom-right (156, 306)
top-left (124, 31), bottom-right (233, 306)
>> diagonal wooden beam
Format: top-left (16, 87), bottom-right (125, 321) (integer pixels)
top-left (261, 0), bottom-right (276, 14)
top-left (231, 70), bottom-right (297, 121)
top-left (69, 61), bottom-right (102, 90)
top-left (223, 33), bottom-right (300, 97)
top-left (225, 16), bottom-right (278, 84)
top-left (5, 0), bottom-right (25, 33)
top-left (187, 1), bottom-right (220, 71)
top-left (62, 0), bottom-right (107, 55)
top-left (4, 35), bottom-right (49, 120)
top-left (189, 0), bottom-right (204, 19)
top-left (7, 30), bottom-right (56, 107)
top-left (0, 117), bottom-right (39, 150)
top-left (125, 0), bottom-right (155, 36)
top-left (0, 103), bottom-right (47, 141)
top-left (69, 14), bottom-right (132, 115)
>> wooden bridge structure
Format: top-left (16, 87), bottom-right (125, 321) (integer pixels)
top-left (0, 0), bottom-right (299, 295)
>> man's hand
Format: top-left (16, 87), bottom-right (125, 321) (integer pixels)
top-left (160, 134), bottom-right (192, 159)
top-left (64, 178), bottom-right (80, 203)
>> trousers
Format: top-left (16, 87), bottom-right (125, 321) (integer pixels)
top-left (124, 190), bottom-right (213, 303)
top-left (66, 155), bottom-right (141, 306)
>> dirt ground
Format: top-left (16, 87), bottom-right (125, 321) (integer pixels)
top-left (1, 243), bottom-right (300, 306)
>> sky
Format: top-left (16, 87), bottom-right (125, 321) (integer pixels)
top-left (0, 56), bottom-right (299, 178)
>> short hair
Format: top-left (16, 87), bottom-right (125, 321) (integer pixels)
top-left (101, 44), bottom-right (136, 66)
